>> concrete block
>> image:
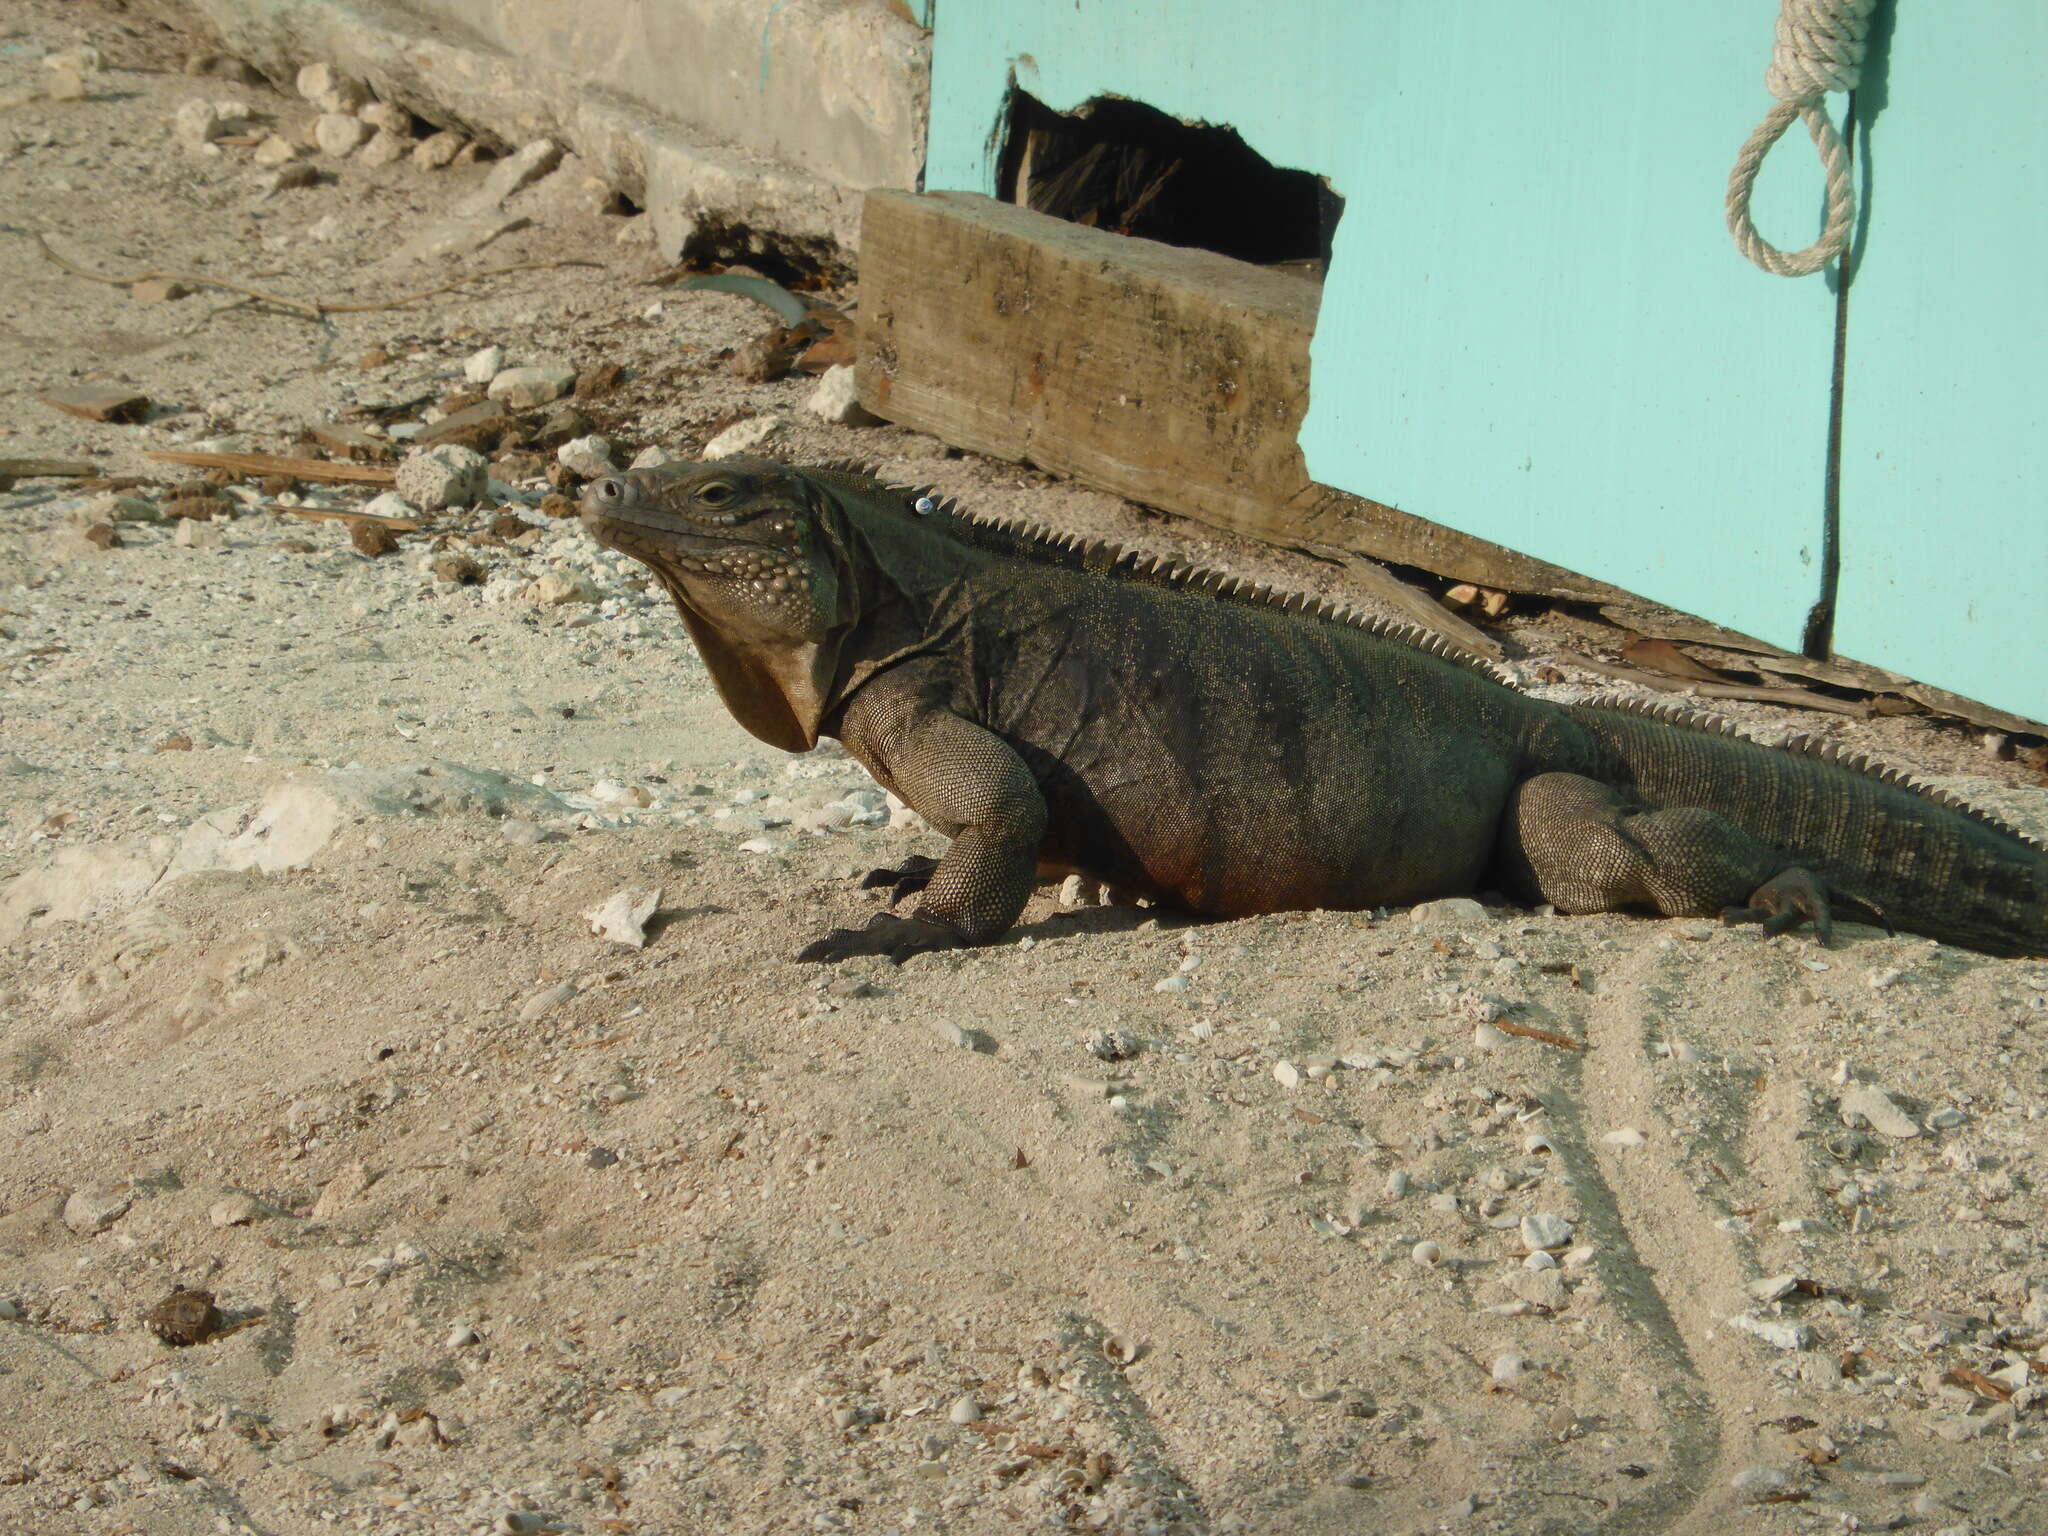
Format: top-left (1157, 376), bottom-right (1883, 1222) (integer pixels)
top-left (136, 0), bottom-right (927, 269)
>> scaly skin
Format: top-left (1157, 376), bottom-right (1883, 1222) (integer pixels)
top-left (581, 458), bottom-right (2048, 962)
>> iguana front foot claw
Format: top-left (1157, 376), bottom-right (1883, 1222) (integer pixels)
top-left (796, 911), bottom-right (967, 964)
top-left (857, 854), bottom-right (940, 907)
top-left (1722, 867), bottom-right (1835, 946)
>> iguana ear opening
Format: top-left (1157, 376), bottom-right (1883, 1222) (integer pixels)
top-left (671, 605), bottom-right (838, 753)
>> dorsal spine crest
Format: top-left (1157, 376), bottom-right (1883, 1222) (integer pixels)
top-left (816, 461), bottom-right (2036, 848)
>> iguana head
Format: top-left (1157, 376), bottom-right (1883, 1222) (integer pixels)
top-left (581, 458), bottom-right (858, 751)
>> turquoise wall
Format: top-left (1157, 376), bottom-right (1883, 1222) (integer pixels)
top-left (1831, 7), bottom-right (2046, 721)
top-left (925, 1), bottom-right (2046, 723)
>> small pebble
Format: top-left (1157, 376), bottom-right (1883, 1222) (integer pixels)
top-left (1839, 1083), bottom-right (1921, 1138)
top-left (1519, 1212), bottom-right (1573, 1250)
top-left (1088, 1028), bottom-right (1139, 1062)
top-left (947, 1395), bottom-right (981, 1425)
top-left (518, 982), bottom-right (579, 1022)
top-left (935, 1022), bottom-right (995, 1053)
top-left (1725, 1312), bottom-right (1813, 1351)
top-left (313, 111), bottom-right (370, 157)
top-left (1410, 1240), bottom-right (1442, 1267)
top-left (582, 886), bottom-right (661, 948)
top-left (208, 1193), bottom-right (267, 1228)
top-left (62, 1189), bottom-right (132, 1235)
top-left (1273, 1060), bottom-right (1302, 1089)
top-left (556, 434), bottom-right (616, 478)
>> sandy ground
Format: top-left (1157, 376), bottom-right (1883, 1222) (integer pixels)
top-left (4, 8), bottom-right (2048, 1535)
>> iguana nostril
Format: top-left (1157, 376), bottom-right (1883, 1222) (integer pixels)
top-left (597, 479), bottom-right (623, 502)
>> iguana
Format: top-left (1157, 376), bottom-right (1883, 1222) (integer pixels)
top-left (581, 458), bottom-right (2048, 962)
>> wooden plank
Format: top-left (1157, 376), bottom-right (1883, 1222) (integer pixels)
top-left (0, 457), bottom-right (97, 479)
top-left (144, 451), bottom-right (397, 486)
top-left (1564, 656), bottom-right (1872, 719)
top-left (39, 386), bottom-right (149, 423)
top-left (413, 399), bottom-right (510, 449)
top-left (304, 422), bottom-right (394, 460)
top-left (856, 190), bottom-right (1619, 602)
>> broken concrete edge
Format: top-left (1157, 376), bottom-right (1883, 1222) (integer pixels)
top-left (0, 764), bottom-right (580, 939)
top-left (136, 0), bottom-right (918, 274)
top-left (0, 783), bottom-right (343, 935)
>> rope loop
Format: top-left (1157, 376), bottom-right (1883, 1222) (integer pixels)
top-left (1726, 0), bottom-right (1874, 277)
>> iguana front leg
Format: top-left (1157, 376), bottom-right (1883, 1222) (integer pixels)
top-left (798, 688), bottom-right (1048, 963)
top-left (1502, 771), bottom-right (1842, 942)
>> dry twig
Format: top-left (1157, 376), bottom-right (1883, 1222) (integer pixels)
top-left (1494, 1019), bottom-right (1584, 1051)
top-left (145, 450), bottom-right (396, 485)
top-left (34, 232), bottom-right (599, 318)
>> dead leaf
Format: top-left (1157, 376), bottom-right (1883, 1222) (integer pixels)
top-left (1621, 635), bottom-right (1730, 684)
top-left (1944, 1366), bottom-right (2013, 1402)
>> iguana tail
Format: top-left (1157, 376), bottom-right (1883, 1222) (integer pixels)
top-left (1542, 698), bottom-right (2048, 956)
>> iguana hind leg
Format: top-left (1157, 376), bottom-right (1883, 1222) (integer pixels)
top-left (1502, 771), bottom-right (1836, 942)
top-left (800, 694), bottom-right (1048, 963)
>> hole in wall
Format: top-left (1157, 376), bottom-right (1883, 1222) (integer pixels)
top-left (998, 89), bottom-right (1342, 275)
top-left (676, 214), bottom-right (851, 290)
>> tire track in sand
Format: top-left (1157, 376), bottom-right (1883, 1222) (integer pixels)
top-left (1543, 945), bottom-right (1787, 1534)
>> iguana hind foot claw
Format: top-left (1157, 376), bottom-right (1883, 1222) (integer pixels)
top-left (857, 854), bottom-right (940, 907)
top-left (796, 911), bottom-right (966, 964)
top-left (1723, 867), bottom-right (1835, 946)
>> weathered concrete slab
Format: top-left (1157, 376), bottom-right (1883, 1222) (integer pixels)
top-left (143, 0), bottom-right (929, 266)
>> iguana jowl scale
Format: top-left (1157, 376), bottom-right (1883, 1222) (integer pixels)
top-left (582, 459), bottom-right (2048, 962)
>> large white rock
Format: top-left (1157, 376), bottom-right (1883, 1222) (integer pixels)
top-left (487, 365), bottom-right (575, 409)
top-left (296, 62), bottom-right (367, 115)
top-left (395, 444), bottom-right (488, 510)
top-left (173, 99), bottom-right (226, 150)
top-left (703, 414), bottom-right (783, 459)
top-left (556, 435), bottom-right (616, 478)
top-left (804, 365), bottom-right (879, 426)
top-left (0, 840), bottom-right (176, 935)
top-left (313, 112), bottom-right (371, 158)
top-left (63, 1188), bottom-right (133, 1235)
top-left (463, 344), bottom-right (505, 385)
top-left (582, 887), bottom-right (661, 948)
top-left (171, 784), bottom-right (347, 878)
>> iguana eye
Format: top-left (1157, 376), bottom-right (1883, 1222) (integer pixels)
top-left (696, 481), bottom-right (737, 508)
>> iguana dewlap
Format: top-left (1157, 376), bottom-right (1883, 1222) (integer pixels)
top-left (582, 458), bottom-right (2048, 962)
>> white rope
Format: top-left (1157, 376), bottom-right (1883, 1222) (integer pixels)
top-left (1725, 0), bottom-right (1874, 277)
